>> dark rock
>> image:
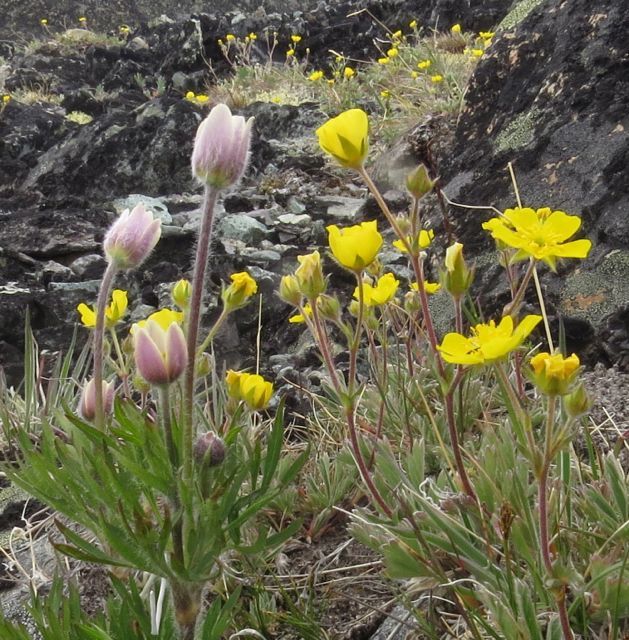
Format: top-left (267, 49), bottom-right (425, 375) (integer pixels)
top-left (440, 0), bottom-right (629, 361)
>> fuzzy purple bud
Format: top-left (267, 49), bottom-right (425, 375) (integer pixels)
top-left (103, 203), bottom-right (162, 269)
top-left (134, 319), bottom-right (187, 385)
top-left (79, 378), bottom-right (115, 421)
top-left (191, 103), bottom-right (253, 189)
top-left (194, 431), bottom-right (226, 467)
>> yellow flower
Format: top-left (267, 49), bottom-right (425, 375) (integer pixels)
top-left (286, 48), bottom-right (295, 57)
top-left (133, 308), bottom-right (184, 334)
top-left (222, 272), bottom-right (258, 311)
top-left (316, 108), bottom-right (369, 169)
top-left (392, 30), bottom-right (402, 40)
top-left (377, 57), bottom-right (390, 65)
top-left (185, 91), bottom-right (195, 100)
top-left (354, 273), bottom-right (399, 306)
top-left (291, 34), bottom-right (302, 43)
top-left (289, 303), bottom-right (312, 324)
top-left (409, 20), bottom-right (418, 28)
top-left (248, 32), bottom-right (257, 40)
top-left (226, 33), bottom-right (236, 41)
top-left (451, 23), bottom-right (462, 34)
top-left (479, 31), bottom-right (495, 40)
top-left (438, 315), bottom-right (542, 366)
top-left (482, 207), bottom-right (592, 270)
top-left (431, 74), bottom-right (444, 83)
top-left (411, 71), bottom-right (419, 78)
top-left (2, 95), bottom-right (10, 104)
top-left (171, 279), bottom-right (191, 309)
top-left (471, 48), bottom-right (484, 57)
top-left (530, 351), bottom-right (580, 395)
top-left (79, 16), bottom-right (87, 23)
top-left (380, 89), bottom-right (391, 98)
top-left (77, 289), bottom-right (128, 329)
top-left (40, 18), bottom-right (48, 25)
top-left (327, 221), bottom-right (383, 272)
top-left (343, 67), bottom-right (355, 79)
top-left (393, 229), bottom-right (434, 253)
top-left (295, 251), bottom-right (326, 299)
top-left (417, 60), bottom-right (432, 69)
top-left (309, 70), bottom-right (324, 81)
top-left (226, 371), bottom-right (273, 410)
top-left (411, 281), bottom-right (441, 294)
top-left (387, 47), bottom-right (399, 58)
top-left (195, 94), bottom-right (209, 103)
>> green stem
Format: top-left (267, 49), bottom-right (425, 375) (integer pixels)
top-left (539, 396), bottom-right (556, 574)
top-left (538, 396), bottom-right (573, 640)
top-left (93, 261), bottom-right (117, 430)
top-left (196, 308), bottom-right (229, 356)
top-left (504, 259), bottom-right (535, 318)
top-left (533, 264), bottom-right (554, 351)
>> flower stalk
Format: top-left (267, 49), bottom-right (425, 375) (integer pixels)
top-left (93, 261), bottom-right (117, 430)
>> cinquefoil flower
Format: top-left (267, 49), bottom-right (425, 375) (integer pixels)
top-left (438, 315), bottom-right (542, 365)
top-left (316, 109), bottom-right (369, 169)
top-left (225, 370), bottom-right (273, 410)
top-left (530, 351), bottom-right (580, 395)
top-left (327, 221), bottom-right (383, 271)
top-left (354, 273), bottom-right (399, 306)
top-left (482, 207), bottom-right (591, 270)
top-left (77, 289), bottom-right (128, 328)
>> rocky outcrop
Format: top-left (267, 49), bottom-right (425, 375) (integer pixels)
top-left (440, 0), bottom-right (629, 365)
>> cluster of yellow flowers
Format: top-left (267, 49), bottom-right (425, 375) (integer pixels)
top-left (185, 91), bottom-right (209, 105)
top-left (301, 106), bottom-right (592, 387)
top-left (226, 370), bottom-right (273, 410)
top-left (76, 270), bottom-right (267, 404)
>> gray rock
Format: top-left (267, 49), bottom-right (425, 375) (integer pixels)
top-left (42, 260), bottom-right (73, 283)
top-left (315, 195), bottom-right (364, 222)
top-left (111, 194), bottom-right (172, 225)
top-left (216, 214), bottom-right (269, 245)
top-left (70, 254), bottom-right (107, 279)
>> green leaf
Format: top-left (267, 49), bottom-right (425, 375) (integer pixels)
top-left (384, 541), bottom-right (431, 579)
top-left (260, 399), bottom-right (285, 491)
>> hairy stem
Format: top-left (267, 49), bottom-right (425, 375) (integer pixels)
top-left (93, 261), bottom-right (117, 430)
top-left (183, 186), bottom-right (219, 488)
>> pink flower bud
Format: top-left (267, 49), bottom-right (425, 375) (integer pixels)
top-left (79, 378), bottom-right (115, 421)
top-left (134, 318), bottom-right (187, 385)
top-left (103, 203), bottom-right (162, 269)
top-left (194, 431), bottom-right (226, 467)
top-left (191, 103), bottom-right (253, 189)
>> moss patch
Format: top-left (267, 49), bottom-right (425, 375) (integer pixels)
top-left (560, 250), bottom-right (629, 326)
top-left (499, 0), bottom-right (546, 31)
top-left (494, 108), bottom-right (540, 153)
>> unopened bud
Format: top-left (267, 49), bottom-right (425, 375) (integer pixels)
top-left (196, 352), bottom-right (212, 378)
top-left (194, 431), bottom-right (226, 467)
top-left (404, 290), bottom-right (421, 314)
top-left (294, 251), bottom-right (326, 299)
top-left (191, 103), bottom-right (253, 189)
top-left (171, 279), bottom-right (191, 310)
top-left (563, 382), bottom-right (590, 417)
top-left (79, 378), bottom-right (115, 421)
top-left (222, 272), bottom-right (257, 311)
top-left (279, 274), bottom-right (302, 306)
top-left (443, 242), bottom-right (473, 298)
top-left (317, 294), bottom-right (341, 321)
top-left (104, 204), bottom-right (162, 270)
top-left (406, 164), bottom-right (436, 199)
